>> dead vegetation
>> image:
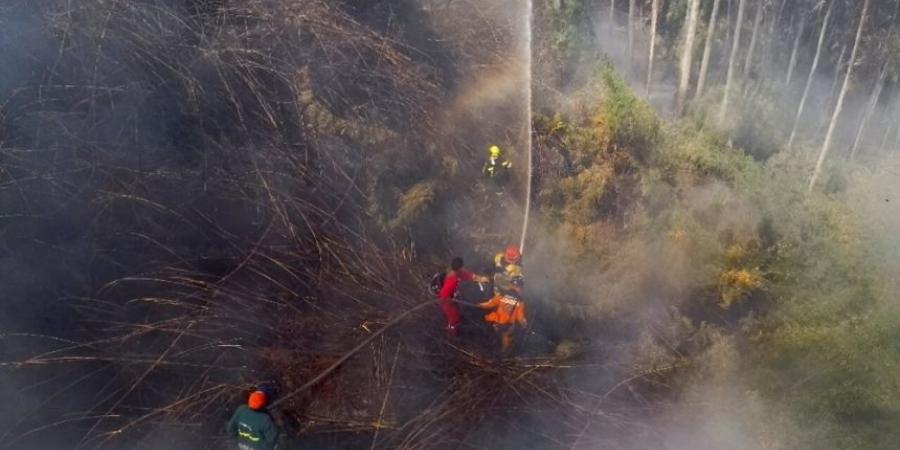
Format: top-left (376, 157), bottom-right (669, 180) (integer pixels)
top-left (0, 1), bottom-right (724, 448)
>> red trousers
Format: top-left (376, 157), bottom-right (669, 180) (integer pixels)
top-left (439, 298), bottom-right (460, 328)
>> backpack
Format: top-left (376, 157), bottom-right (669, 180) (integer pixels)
top-left (429, 271), bottom-right (446, 296)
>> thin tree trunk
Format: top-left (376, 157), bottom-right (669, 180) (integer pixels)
top-left (879, 124), bottom-right (893, 153)
top-left (809, 0), bottom-right (870, 193)
top-left (785, 13), bottom-right (805, 87)
top-left (850, 64), bottom-right (887, 160)
top-left (878, 106), bottom-right (895, 154)
top-left (610, 0), bottom-right (616, 37)
top-left (717, 0), bottom-right (746, 125)
top-left (696, 0), bottom-right (722, 98)
top-left (647, 0), bottom-right (661, 97)
top-left (787, 0), bottom-right (833, 148)
top-left (638, 0), bottom-right (645, 34)
top-left (676, 0), bottom-right (702, 115)
top-left (628, 0), bottom-right (636, 70)
top-left (725, 0), bottom-right (732, 46)
top-left (878, 98), bottom-right (898, 153)
top-left (821, 44), bottom-right (847, 133)
top-left (762, 0), bottom-right (788, 75)
top-left (742, 0), bottom-right (764, 79)
top-left (894, 116), bottom-right (900, 154)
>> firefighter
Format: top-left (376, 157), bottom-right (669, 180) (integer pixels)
top-left (227, 390), bottom-right (279, 450)
top-left (477, 285), bottom-right (527, 352)
top-left (436, 257), bottom-right (489, 336)
top-left (482, 145), bottom-right (512, 183)
top-left (493, 245), bottom-right (524, 295)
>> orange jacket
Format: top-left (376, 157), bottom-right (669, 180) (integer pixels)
top-left (478, 294), bottom-right (527, 327)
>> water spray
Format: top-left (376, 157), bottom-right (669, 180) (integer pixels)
top-left (520, 0), bottom-right (533, 253)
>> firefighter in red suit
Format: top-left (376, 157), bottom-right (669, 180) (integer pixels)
top-left (437, 257), bottom-right (489, 336)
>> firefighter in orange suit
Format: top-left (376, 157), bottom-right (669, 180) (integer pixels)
top-left (477, 289), bottom-right (527, 352)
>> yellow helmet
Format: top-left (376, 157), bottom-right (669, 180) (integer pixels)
top-left (489, 145), bottom-right (501, 158)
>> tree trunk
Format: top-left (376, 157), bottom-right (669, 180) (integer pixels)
top-left (809, 0), bottom-right (870, 193)
top-left (894, 117), bottom-right (900, 154)
top-left (628, 0), bottom-right (636, 70)
top-left (785, 13), bottom-right (805, 87)
top-left (787, 0), bottom-right (833, 149)
top-left (647, 0), bottom-right (661, 97)
top-left (696, 0), bottom-right (722, 98)
top-left (878, 103), bottom-right (895, 154)
top-left (610, 0), bottom-right (616, 37)
top-left (850, 64), bottom-right (887, 160)
top-left (725, 0), bottom-right (732, 47)
top-left (717, 0), bottom-right (746, 125)
top-left (761, 0), bottom-right (788, 75)
top-left (676, 0), bottom-right (702, 115)
top-left (820, 44), bottom-right (847, 133)
top-left (638, 0), bottom-right (645, 34)
top-left (742, 0), bottom-right (764, 80)
top-left (878, 97), bottom-right (898, 154)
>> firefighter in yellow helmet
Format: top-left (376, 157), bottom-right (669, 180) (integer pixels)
top-left (482, 145), bottom-right (512, 182)
top-left (493, 245), bottom-right (524, 296)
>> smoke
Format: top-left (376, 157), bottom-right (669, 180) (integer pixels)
top-left (3, 0), bottom-right (900, 448)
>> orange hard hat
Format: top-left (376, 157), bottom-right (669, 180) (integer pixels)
top-left (504, 245), bottom-right (521, 263)
top-left (248, 390), bottom-right (267, 410)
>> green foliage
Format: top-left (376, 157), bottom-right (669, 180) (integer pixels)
top-left (657, 125), bottom-right (760, 184)
top-left (533, 70), bottom-right (658, 227)
top-left (554, 0), bottom-right (585, 63)
top-left (598, 69), bottom-right (660, 161)
top-left (536, 61), bottom-right (900, 449)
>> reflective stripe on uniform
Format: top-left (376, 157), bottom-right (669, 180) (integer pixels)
top-left (238, 423), bottom-right (261, 442)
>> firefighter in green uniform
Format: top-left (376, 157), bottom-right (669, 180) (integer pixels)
top-left (227, 390), bottom-right (279, 450)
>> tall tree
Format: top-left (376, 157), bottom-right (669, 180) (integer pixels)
top-left (610, 0), bottom-right (616, 37)
top-left (809, 0), bottom-right (870, 192)
top-left (850, 64), bottom-right (888, 159)
top-left (761, 0), bottom-right (789, 76)
top-left (825, 44), bottom-right (848, 111)
top-left (787, 0), bottom-right (833, 148)
top-left (894, 113), bottom-right (900, 154)
top-left (676, 0), bottom-right (702, 115)
top-left (628, 0), bottom-right (636, 69)
top-left (785, 13), bottom-right (806, 87)
top-left (725, 0), bottom-right (733, 46)
top-left (647, 0), bottom-right (661, 97)
top-left (742, 0), bottom-right (764, 79)
top-left (878, 99), bottom-right (898, 153)
top-left (717, 0), bottom-right (746, 125)
top-left (696, 0), bottom-right (723, 98)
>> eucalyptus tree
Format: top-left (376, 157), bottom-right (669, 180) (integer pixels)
top-left (742, 0), bottom-right (765, 79)
top-left (788, 0), bottom-right (834, 148)
top-left (784, 12), bottom-right (806, 87)
top-left (696, 0), bottom-right (722, 98)
top-left (809, 0), bottom-right (870, 192)
top-left (760, 0), bottom-right (788, 78)
top-left (677, 0), bottom-right (702, 114)
top-left (718, 0), bottom-right (747, 125)
top-left (647, 0), bottom-right (661, 96)
top-left (850, 64), bottom-right (887, 159)
top-left (628, 0), bottom-right (636, 67)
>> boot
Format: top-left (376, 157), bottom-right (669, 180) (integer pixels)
top-left (501, 332), bottom-right (513, 352)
